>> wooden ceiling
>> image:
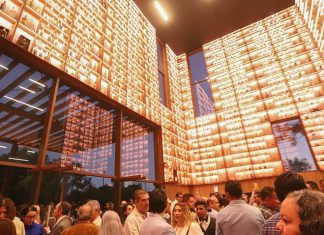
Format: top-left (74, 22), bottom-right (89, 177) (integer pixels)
top-left (133, 0), bottom-right (295, 55)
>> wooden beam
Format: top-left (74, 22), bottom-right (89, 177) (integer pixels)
top-left (0, 160), bottom-right (36, 169)
top-left (31, 164), bottom-right (74, 172)
top-left (0, 69), bottom-right (35, 98)
top-left (114, 109), bottom-right (122, 211)
top-left (0, 60), bottom-right (19, 78)
top-left (0, 103), bottom-right (43, 122)
top-left (33, 76), bottom-right (60, 203)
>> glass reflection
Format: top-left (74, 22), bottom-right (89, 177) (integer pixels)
top-left (121, 117), bottom-right (155, 180)
top-left (46, 84), bottom-right (116, 176)
top-left (0, 53), bottom-right (50, 165)
top-left (272, 118), bottom-right (317, 172)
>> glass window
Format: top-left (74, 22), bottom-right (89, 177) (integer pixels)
top-left (157, 40), bottom-right (168, 106)
top-left (188, 50), bottom-right (214, 117)
top-left (64, 174), bottom-right (114, 205)
top-left (121, 181), bottom-right (155, 201)
top-left (272, 118), bottom-right (317, 172)
top-left (121, 116), bottom-right (155, 180)
top-left (46, 83), bottom-right (117, 176)
top-left (0, 53), bottom-right (53, 165)
top-left (0, 166), bottom-right (35, 205)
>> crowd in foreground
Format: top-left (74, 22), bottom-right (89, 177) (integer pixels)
top-left (0, 173), bottom-right (323, 235)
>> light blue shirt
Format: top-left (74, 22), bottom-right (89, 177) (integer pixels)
top-left (215, 200), bottom-right (264, 235)
top-left (140, 213), bottom-right (175, 235)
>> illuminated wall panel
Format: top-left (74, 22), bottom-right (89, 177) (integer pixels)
top-left (1, 1), bottom-right (323, 185)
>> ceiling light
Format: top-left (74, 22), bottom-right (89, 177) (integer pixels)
top-left (0, 64), bottom-right (8, 70)
top-left (27, 150), bottom-right (36, 154)
top-left (9, 157), bottom-right (29, 162)
top-left (19, 85), bottom-right (36, 94)
top-left (154, 1), bottom-right (169, 21)
top-left (0, 145), bottom-right (7, 148)
top-left (29, 79), bottom-right (46, 87)
top-left (4, 95), bottom-right (44, 111)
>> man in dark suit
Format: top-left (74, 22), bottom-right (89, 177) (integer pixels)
top-left (195, 200), bottom-right (216, 235)
top-left (45, 201), bottom-right (72, 235)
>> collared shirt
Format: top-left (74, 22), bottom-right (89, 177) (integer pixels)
top-left (259, 203), bottom-right (277, 221)
top-left (197, 216), bottom-right (210, 231)
top-left (124, 208), bottom-right (147, 235)
top-left (216, 199), bottom-right (264, 235)
top-left (261, 212), bottom-right (281, 235)
top-left (92, 216), bottom-right (102, 227)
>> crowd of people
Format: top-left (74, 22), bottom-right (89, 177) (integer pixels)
top-left (0, 173), bottom-right (323, 235)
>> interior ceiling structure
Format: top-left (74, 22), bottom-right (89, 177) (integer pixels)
top-left (133, 0), bottom-right (295, 55)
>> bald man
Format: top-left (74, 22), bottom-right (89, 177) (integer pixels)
top-left (62, 204), bottom-right (98, 235)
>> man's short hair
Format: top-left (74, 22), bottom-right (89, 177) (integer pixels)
top-left (149, 189), bottom-right (167, 213)
top-left (225, 180), bottom-right (242, 198)
top-left (59, 201), bottom-right (72, 216)
top-left (306, 180), bottom-right (319, 191)
top-left (195, 200), bottom-right (207, 208)
top-left (260, 186), bottom-right (276, 201)
top-left (134, 189), bottom-right (148, 201)
top-left (274, 172), bottom-right (307, 202)
top-left (183, 193), bottom-right (194, 203)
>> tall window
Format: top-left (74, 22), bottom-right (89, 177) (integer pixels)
top-left (157, 39), bottom-right (168, 106)
top-left (188, 50), bottom-right (214, 117)
top-left (272, 118), bottom-right (317, 172)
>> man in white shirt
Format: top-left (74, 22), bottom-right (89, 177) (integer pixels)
top-left (124, 189), bottom-right (149, 235)
top-left (87, 200), bottom-right (102, 227)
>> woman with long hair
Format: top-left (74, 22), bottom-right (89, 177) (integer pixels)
top-left (99, 210), bottom-right (125, 235)
top-left (172, 203), bottom-right (203, 235)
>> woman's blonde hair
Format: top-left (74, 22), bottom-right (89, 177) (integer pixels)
top-left (171, 203), bottom-right (193, 228)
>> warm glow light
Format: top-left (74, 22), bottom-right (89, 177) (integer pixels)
top-left (8, 157), bottom-right (29, 162)
top-left (0, 64), bottom-right (8, 70)
top-left (19, 85), bottom-right (36, 94)
top-left (4, 95), bottom-right (44, 111)
top-left (154, 1), bottom-right (169, 21)
top-left (29, 79), bottom-right (46, 87)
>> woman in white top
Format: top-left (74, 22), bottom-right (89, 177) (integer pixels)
top-left (172, 203), bottom-right (203, 235)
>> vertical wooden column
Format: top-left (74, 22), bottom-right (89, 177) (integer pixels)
top-left (0, 167), bottom-right (12, 196)
top-left (154, 126), bottom-right (164, 185)
top-left (113, 109), bottom-right (122, 211)
top-left (60, 174), bottom-right (67, 202)
top-left (33, 76), bottom-right (60, 203)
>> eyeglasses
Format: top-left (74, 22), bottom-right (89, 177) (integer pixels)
top-left (24, 215), bottom-right (36, 220)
